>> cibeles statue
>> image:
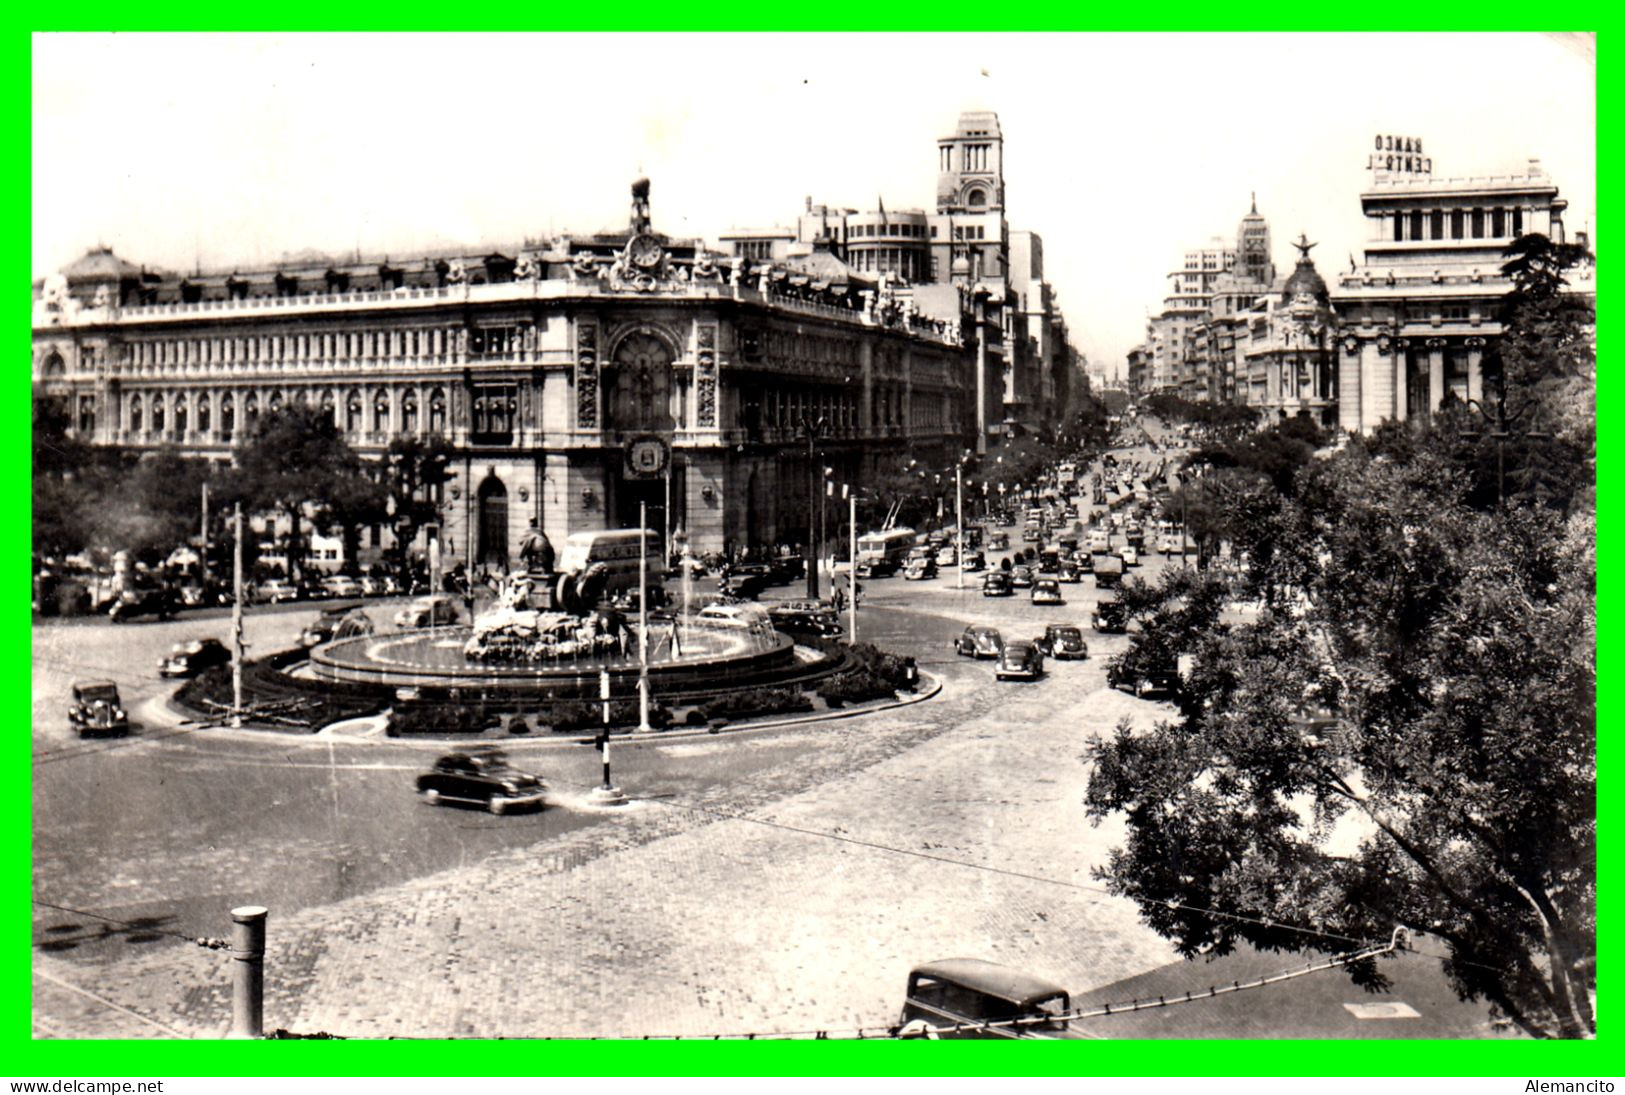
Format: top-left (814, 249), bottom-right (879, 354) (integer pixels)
top-left (518, 518), bottom-right (555, 575)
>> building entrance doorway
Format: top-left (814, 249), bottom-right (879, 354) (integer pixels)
top-left (477, 474), bottom-right (509, 570)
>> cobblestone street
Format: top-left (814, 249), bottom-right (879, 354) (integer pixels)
top-left (33, 620), bottom-right (1176, 1038)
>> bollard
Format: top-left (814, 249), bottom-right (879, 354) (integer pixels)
top-left (229, 905), bottom-right (267, 1039)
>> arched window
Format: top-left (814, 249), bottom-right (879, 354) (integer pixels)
top-left (130, 395), bottom-right (143, 434)
top-left (173, 397), bottom-right (188, 437)
top-left (605, 332), bottom-right (675, 431)
top-left (268, 391), bottom-right (283, 414)
top-left (373, 390), bottom-right (390, 433)
top-left (245, 392), bottom-right (259, 424)
top-left (401, 390), bottom-right (419, 434)
top-left (428, 388), bottom-right (446, 433)
top-left (197, 396), bottom-right (211, 435)
top-left (966, 188), bottom-right (987, 208)
top-left (346, 388), bottom-right (363, 433)
top-left (221, 394), bottom-right (235, 437)
top-left (42, 352), bottom-right (66, 379)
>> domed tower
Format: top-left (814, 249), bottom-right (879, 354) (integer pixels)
top-left (1236, 193), bottom-right (1274, 287)
top-left (1283, 232), bottom-right (1331, 315)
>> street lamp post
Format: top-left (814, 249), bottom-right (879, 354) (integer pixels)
top-left (799, 414), bottom-right (827, 599)
top-left (955, 461), bottom-right (965, 591)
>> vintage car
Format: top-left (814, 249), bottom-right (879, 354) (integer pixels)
top-left (108, 586), bottom-right (179, 623)
top-left (981, 571), bottom-right (1013, 598)
top-left (416, 751), bottom-right (547, 815)
top-left (1108, 659), bottom-right (1181, 698)
top-left (904, 557), bottom-right (938, 581)
top-left (69, 680), bottom-right (129, 737)
top-left (960, 550), bottom-right (987, 573)
top-left (854, 558), bottom-right (899, 580)
top-left (995, 641), bottom-right (1044, 682)
top-left (393, 595), bottom-right (460, 629)
top-left (1009, 565), bottom-right (1035, 589)
top-left (954, 625), bottom-right (1004, 659)
top-left (1031, 578), bottom-right (1065, 606)
top-left (301, 604), bottom-right (373, 647)
top-left (254, 578), bottom-right (300, 605)
top-left (158, 638), bottom-right (231, 678)
top-left (1057, 562), bottom-right (1082, 584)
top-left (321, 575), bottom-right (364, 599)
top-left (1091, 599), bottom-right (1130, 634)
top-left (1034, 625), bottom-right (1088, 661)
top-left (898, 958), bottom-right (1071, 1040)
top-left (1121, 546), bottom-right (1141, 567)
top-left (988, 532), bottom-right (1010, 551)
top-left (768, 601), bottom-right (844, 636)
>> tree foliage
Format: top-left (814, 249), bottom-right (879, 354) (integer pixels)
top-left (1085, 236), bottom-right (1595, 1038)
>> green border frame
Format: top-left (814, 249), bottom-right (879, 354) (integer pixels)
top-left (14, 20), bottom-right (1614, 1079)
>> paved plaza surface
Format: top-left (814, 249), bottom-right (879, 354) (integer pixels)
top-left (33, 451), bottom-right (1506, 1040)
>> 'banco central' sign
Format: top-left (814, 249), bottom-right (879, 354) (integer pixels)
top-left (1368, 134), bottom-right (1432, 175)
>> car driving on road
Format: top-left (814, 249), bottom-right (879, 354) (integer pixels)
top-left (982, 571), bottom-right (1013, 597)
top-left (995, 641), bottom-right (1044, 681)
top-left (69, 680), bottom-right (129, 737)
top-left (1031, 579), bottom-right (1064, 606)
top-left (954, 625), bottom-right (1004, 659)
top-left (416, 751), bottom-right (547, 815)
top-left (158, 638), bottom-right (231, 678)
top-left (1034, 625), bottom-right (1088, 660)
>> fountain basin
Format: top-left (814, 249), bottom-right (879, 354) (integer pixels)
top-left (308, 621), bottom-right (797, 699)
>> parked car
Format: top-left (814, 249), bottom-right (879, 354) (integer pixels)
top-left (699, 602), bottom-right (772, 626)
top-left (394, 595), bottom-right (459, 629)
top-left (1108, 659), bottom-right (1180, 698)
top-left (1009, 565), bottom-right (1034, 589)
top-left (1034, 625), bottom-right (1088, 661)
top-left (767, 555), bottom-right (806, 584)
top-left (108, 585), bottom-right (179, 623)
top-left (954, 625), bottom-right (1004, 659)
top-left (904, 557), bottom-right (938, 581)
top-left (359, 575), bottom-right (393, 597)
top-left (321, 575), bottom-right (364, 599)
top-left (982, 572), bottom-right (1013, 598)
top-left (159, 638), bottom-right (231, 678)
top-left (720, 571), bottom-right (771, 600)
top-left (1031, 579), bottom-right (1064, 606)
top-left (768, 602), bottom-right (844, 636)
top-left (255, 579), bottom-right (300, 605)
top-left (898, 958), bottom-right (1072, 1039)
top-left (995, 641), bottom-right (1044, 681)
top-left (302, 603), bottom-right (371, 647)
top-left (415, 751), bottom-right (546, 815)
top-left (69, 680), bottom-right (129, 737)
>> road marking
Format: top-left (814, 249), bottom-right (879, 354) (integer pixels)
top-left (1343, 1001), bottom-right (1421, 1019)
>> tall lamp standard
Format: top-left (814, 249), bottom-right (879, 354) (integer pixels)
top-left (798, 413), bottom-right (828, 599)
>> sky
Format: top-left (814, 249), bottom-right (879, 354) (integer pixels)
top-left (33, 32), bottom-right (1596, 378)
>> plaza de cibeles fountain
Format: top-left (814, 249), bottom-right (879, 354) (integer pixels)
top-left (308, 530), bottom-right (802, 701)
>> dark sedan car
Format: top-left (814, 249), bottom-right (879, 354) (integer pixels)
top-left (69, 680), bottom-right (129, 737)
top-left (416, 751), bottom-right (547, 815)
top-left (1107, 660), bottom-right (1180, 698)
top-left (982, 572), bottom-right (1013, 598)
top-left (855, 559), bottom-right (899, 579)
top-left (1034, 625), bottom-right (1088, 660)
top-left (1091, 600), bottom-right (1130, 633)
top-left (954, 625), bottom-right (1004, 659)
top-left (995, 641), bottom-right (1044, 681)
top-left (1009, 565), bottom-right (1035, 589)
top-left (158, 638), bottom-right (231, 678)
